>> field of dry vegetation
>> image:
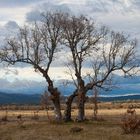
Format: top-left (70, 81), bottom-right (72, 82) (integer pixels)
top-left (0, 101), bottom-right (140, 140)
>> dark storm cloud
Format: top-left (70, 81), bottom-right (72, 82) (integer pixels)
top-left (0, 0), bottom-right (44, 8)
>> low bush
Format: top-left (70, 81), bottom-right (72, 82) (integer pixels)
top-left (121, 108), bottom-right (140, 134)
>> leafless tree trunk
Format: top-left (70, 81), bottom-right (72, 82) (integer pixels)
top-left (64, 90), bottom-right (78, 121)
top-left (0, 12), bottom-right (63, 121)
top-left (93, 87), bottom-right (98, 120)
top-left (41, 91), bottom-right (51, 121)
top-left (43, 74), bottom-right (62, 120)
top-left (49, 88), bottom-right (62, 120)
top-left (76, 92), bottom-right (86, 121)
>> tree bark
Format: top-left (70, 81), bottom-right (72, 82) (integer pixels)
top-left (76, 93), bottom-right (86, 121)
top-left (64, 91), bottom-right (77, 121)
top-left (49, 87), bottom-right (62, 121)
top-left (44, 74), bottom-right (62, 121)
top-left (52, 96), bottom-right (62, 121)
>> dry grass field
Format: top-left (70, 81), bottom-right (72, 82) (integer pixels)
top-left (0, 102), bottom-right (140, 140)
top-left (0, 120), bottom-right (140, 140)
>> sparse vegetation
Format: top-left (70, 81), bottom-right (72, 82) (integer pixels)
top-left (0, 102), bottom-right (139, 139)
top-left (121, 108), bottom-right (140, 134)
top-left (0, 108), bottom-right (139, 140)
top-left (70, 126), bottom-right (84, 133)
top-left (1, 110), bottom-right (8, 122)
top-left (31, 110), bottom-right (39, 120)
top-left (41, 91), bottom-right (51, 121)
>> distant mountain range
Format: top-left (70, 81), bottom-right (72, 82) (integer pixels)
top-left (0, 73), bottom-right (140, 104)
top-left (0, 92), bottom-right (41, 105)
top-left (0, 92), bottom-right (140, 105)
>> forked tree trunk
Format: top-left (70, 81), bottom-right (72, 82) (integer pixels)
top-left (49, 87), bottom-right (62, 121)
top-left (64, 92), bottom-right (77, 121)
top-left (77, 93), bottom-right (86, 121)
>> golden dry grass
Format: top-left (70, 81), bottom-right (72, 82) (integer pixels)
top-left (0, 102), bottom-right (140, 140)
top-left (1, 108), bottom-right (140, 119)
top-left (0, 119), bottom-right (140, 140)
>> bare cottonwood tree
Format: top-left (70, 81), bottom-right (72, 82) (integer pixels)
top-left (41, 91), bottom-right (51, 121)
top-left (61, 14), bottom-right (108, 121)
top-left (0, 12), bottom-right (63, 121)
top-left (61, 14), bottom-right (138, 121)
top-left (0, 12), bottom-right (139, 122)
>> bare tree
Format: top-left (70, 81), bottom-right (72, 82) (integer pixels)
top-left (61, 14), bottom-right (108, 121)
top-left (41, 91), bottom-right (51, 121)
top-left (93, 87), bottom-right (98, 120)
top-left (0, 12), bottom-right (63, 121)
top-left (0, 12), bottom-right (139, 122)
top-left (61, 14), bottom-right (139, 121)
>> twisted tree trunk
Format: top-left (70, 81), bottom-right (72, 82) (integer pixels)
top-left (64, 91), bottom-right (77, 121)
top-left (48, 86), bottom-right (62, 121)
top-left (44, 74), bottom-right (62, 121)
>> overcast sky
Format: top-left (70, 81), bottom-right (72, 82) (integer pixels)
top-left (0, 0), bottom-right (139, 42)
top-left (0, 0), bottom-right (139, 39)
top-left (0, 0), bottom-right (140, 94)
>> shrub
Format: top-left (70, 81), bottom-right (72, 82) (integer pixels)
top-left (121, 108), bottom-right (140, 134)
top-left (70, 127), bottom-right (83, 133)
top-left (1, 116), bottom-right (8, 122)
top-left (1, 110), bottom-right (8, 122)
top-left (31, 111), bottom-right (39, 120)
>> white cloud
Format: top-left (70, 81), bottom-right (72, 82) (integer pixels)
top-left (0, 7), bottom-right (31, 26)
top-left (58, 0), bottom-right (86, 5)
top-left (0, 0), bottom-right (140, 95)
top-left (0, 0), bottom-right (44, 8)
top-left (0, 78), bottom-right (46, 94)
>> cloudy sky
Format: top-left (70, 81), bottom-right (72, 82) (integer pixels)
top-left (0, 0), bottom-right (140, 94)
